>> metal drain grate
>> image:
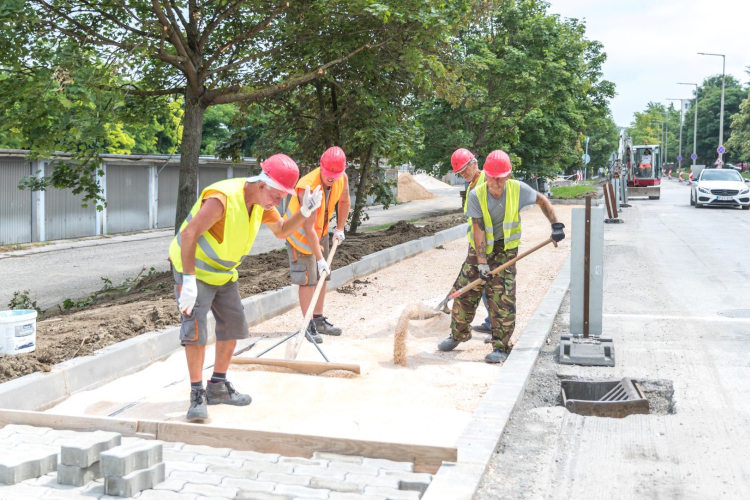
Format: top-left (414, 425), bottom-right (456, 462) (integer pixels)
top-left (718, 309), bottom-right (750, 319)
top-left (561, 377), bottom-right (649, 418)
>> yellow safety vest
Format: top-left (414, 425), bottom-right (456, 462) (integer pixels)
top-left (169, 178), bottom-right (264, 286)
top-left (468, 180), bottom-right (522, 253)
top-left (463, 171), bottom-right (486, 214)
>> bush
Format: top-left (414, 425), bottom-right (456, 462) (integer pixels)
top-left (8, 290), bottom-right (42, 314)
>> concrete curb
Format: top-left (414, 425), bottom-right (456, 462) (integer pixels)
top-left (0, 223), bottom-right (469, 411)
top-left (422, 256), bottom-right (571, 500)
top-left (550, 197), bottom-right (604, 206)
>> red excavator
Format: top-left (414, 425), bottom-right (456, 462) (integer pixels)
top-left (615, 130), bottom-right (661, 200)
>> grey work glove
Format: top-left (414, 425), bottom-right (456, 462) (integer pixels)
top-left (551, 222), bottom-right (566, 242)
top-left (478, 263), bottom-right (491, 282)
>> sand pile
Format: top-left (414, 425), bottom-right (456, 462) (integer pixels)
top-left (397, 172), bottom-right (436, 203)
top-left (394, 302), bottom-right (444, 366)
top-left (413, 173), bottom-right (453, 190)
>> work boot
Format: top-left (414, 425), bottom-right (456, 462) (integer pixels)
top-left (484, 347), bottom-right (509, 364)
top-left (313, 316), bottom-right (342, 336)
top-left (472, 323), bottom-right (491, 335)
top-left (438, 334), bottom-right (472, 352)
top-left (186, 388), bottom-right (208, 421)
top-left (305, 322), bottom-right (323, 344)
top-left (205, 380), bottom-right (252, 406)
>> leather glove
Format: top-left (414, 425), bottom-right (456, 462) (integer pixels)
top-left (551, 222), bottom-right (566, 242)
top-left (178, 274), bottom-right (198, 315)
top-left (333, 229), bottom-right (346, 243)
top-left (317, 258), bottom-right (331, 277)
top-left (300, 185), bottom-right (323, 218)
top-left (478, 263), bottom-right (491, 282)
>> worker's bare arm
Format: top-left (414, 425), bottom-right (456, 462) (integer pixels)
top-left (473, 219), bottom-right (488, 264)
top-left (180, 198), bottom-right (224, 275)
top-left (536, 192), bottom-right (559, 224)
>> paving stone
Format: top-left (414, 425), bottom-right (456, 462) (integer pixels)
top-left (361, 459), bottom-right (413, 472)
top-left (0, 447), bottom-right (58, 485)
top-left (382, 471), bottom-right (432, 493)
top-left (180, 445), bottom-right (231, 457)
top-left (257, 472), bottom-right (310, 486)
top-left (169, 471), bottom-right (224, 485)
top-left (61, 431), bottom-right (121, 468)
top-left (100, 441), bottom-right (163, 477)
top-left (166, 461), bottom-right (209, 474)
top-left (31, 473), bottom-right (73, 488)
top-left (329, 493), bottom-right (387, 500)
top-left (43, 482), bottom-right (105, 499)
top-left (228, 450), bottom-right (280, 463)
top-left (273, 484), bottom-right (329, 499)
top-left (181, 482), bottom-right (239, 497)
top-left (363, 486), bottom-right (421, 499)
top-left (1, 433), bottom-right (58, 446)
top-left (292, 465), bottom-right (346, 480)
top-left (163, 449), bottom-right (197, 462)
top-left (344, 473), bottom-right (400, 489)
top-left (0, 428), bottom-right (16, 439)
top-left (309, 477), bottom-right (363, 493)
top-left (207, 465), bottom-right (259, 479)
top-left (152, 478), bottom-right (188, 492)
top-left (137, 489), bottom-right (198, 500)
top-left (235, 492), bottom-right (293, 500)
top-left (278, 458), bottom-right (326, 467)
top-left (57, 461), bottom-right (103, 487)
top-left (0, 482), bottom-right (50, 498)
top-left (193, 455), bottom-right (245, 468)
top-left (327, 461), bottom-right (380, 476)
top-left (2, 425), bottom-right (51, 435)
top-left (241, 460), bottom-right (296, 475)
top-left (161, 442), bottom-right (185, 451)
top-left (104, 462), bottom-right (165, 498)
top-left (221, 476), bottom-right (275, 492)
top-left (312, 453), bottom-right (362, 464)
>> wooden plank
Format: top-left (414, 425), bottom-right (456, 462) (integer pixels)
top-left (231, 357), bottom-right (361, 375)
top-left (0, 410), bottom-right (455, 473)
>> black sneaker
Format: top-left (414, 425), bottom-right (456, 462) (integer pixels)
top-left (313, 316), bottom-right (342, 336)
top-left (205, 380), bottom-right (251, 406)
top-left (305, 321), bottom-right (323, 344)
top-left (186, 388), bottom-right (208, 421)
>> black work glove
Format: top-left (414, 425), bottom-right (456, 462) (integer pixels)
top-left (478, 263), bottom-right (491, 282)
top-left (551, 222), bottom-right (566, 242)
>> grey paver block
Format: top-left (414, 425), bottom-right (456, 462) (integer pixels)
top-left (312, 452), bottom-right (362, 464)
top-left (257, 472), bottom-right (310, 486)
top-left (167, 460), bottom-right (209, 473)
top-left (228, 450), bottom-right (280, 463)
top-left (292, 465), bottom-right (346, 480)
top-left (104, 461), bottom-right (165, 497)
top-left (137, 489), bottom-right (198, 500)
top-left (153, 478), bottom-right (189, 491)
top-left (383, 471), bottom-right (432, 493)
top-left (100, 441), bottom-right (163, 477)
top-left (0, 433), bottom-right (57, 446)
top-left (208, 465), bottom-right (259, 479)
top-left (39, 482), bottom-right (106, 499)
top-left (329, 493), bottom-right (387, 500)
top-left (0, 447), bottom-right (58, 485)
top-left (193, 455), bottom-right (245, 468)
top-left (181, 482), bottom-right (239, 497)
top-left (362, 458), bottom-right (413, 472)
top-left (163, 449), bottom-right (197, 461)
top-left (327, 461), bottom-right (380, 476)
top-left (273, 484), bottom-right (329, 499)
top-left (242, 460), bottom-right (296, 475)
top-left (1, 424), bottom-right (51, 435)
top-left (278, 457), bottom-right (326, 467)
top-left (344, 473), bottom-right (400, 489)
top-left (222, 476), bottom-right (275, 492)
top-left (57, 461), bottom-right (103, 487)
top-left (61, 431), bottom-right (121, 467)
top-left (309, 477), bottom-right (362, 493)
top-left (169, 471), bottom-right (224, 485)
top-left (180, 444), bottom-right (232, 457)
top-left (161, 442), bottom-right (185, 450)
top-left (234, 491), bottom-right (294, 500)
top-left (364, 485), bottom-right (421, 499)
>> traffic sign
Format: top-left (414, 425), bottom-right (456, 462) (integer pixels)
top-left (691, 153), bottom-right (697, 160)
top-left (717, 146), bottom-right (726, 154)
top-left (582, 154), bottom-right (591, 164)
top-left (715, 158), bottom-right (724, 166)
top-left (677, 155), bottom-right (683, 161)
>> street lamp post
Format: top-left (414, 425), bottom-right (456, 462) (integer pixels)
top-left (679, 83), bottom-right (699, 167)
top-left (668, 99), bottom-right (690, 170)
top-left (698, 52), bottom-right (726, 163)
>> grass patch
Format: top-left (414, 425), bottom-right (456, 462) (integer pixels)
top-left (0, 241), bottom-right (52, 253)
top-left (550, 185), bottom-right (597, 199)
top-left (742, 172), bottom-right (750, 180)
top-left (363, 218), bottom-right (421, 232)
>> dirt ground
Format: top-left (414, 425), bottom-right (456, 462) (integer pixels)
top-left (0, 212), bottom-right (465, 384)
top-left (49, 205), bottom-right (574, 448)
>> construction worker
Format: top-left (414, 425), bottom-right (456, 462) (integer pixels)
top-left (639, 148), bottom-right (652, 178)
top-left (285, 146), bottom-right (351, 341)
top-left (438, 150), bottom-right (566, 363)
top-left (169, 154), bottom-right (323, 422)
top-left (451, 148), bottom-right (492, 335)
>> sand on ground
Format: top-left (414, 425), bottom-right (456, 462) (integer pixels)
top-left (397, 172), bottom-right (436, 203)
top-left (412, 173), bottom-right (454, 191)
top-left (48, 205), bottom-right (573, 448)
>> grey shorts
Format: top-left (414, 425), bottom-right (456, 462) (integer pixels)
top-left (173, 268), bottom-right (249, 346)
top-left (286, 237), bottom-right (331, 287)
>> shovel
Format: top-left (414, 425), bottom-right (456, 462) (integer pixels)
top-left (434, 237), bottom-right (557, 313)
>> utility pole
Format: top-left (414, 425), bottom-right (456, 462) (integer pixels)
top-left (668, 98), bottom-right (690, 170)
top-left (679, 83), bottom-right (699, 166)
top-left (699, 53), bottom-right (726, 163)
top-left (663, 109), bottom-right (668, 167)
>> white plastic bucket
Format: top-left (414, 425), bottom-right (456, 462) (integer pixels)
top-left (0, 310), bottom-right (38, 356)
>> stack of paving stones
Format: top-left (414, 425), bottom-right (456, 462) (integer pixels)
top-left (0, 424), bottom-right (432, 499)
top-left (101, 440), bottom-right (165, 497)
top-left (58, 431), bottom-right (121, 487)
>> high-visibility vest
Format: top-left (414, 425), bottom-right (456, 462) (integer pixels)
top-left (468, 180), bottom-right (522, 253)
top-left (285, 168), bottom-right (345, 254)
top-left (463, 171), bottom-right (486, 214)
top-left (169, 178), bottom-right (264, 286)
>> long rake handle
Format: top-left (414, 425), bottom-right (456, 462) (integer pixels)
top-left (447, 238), bottom-right (555, 301)
top-left (285, 238), bottom-right (340, 360)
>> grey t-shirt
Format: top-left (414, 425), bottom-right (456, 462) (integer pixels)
top-left (466, 181), bottom-right (538, 240)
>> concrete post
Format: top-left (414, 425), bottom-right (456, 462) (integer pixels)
top-left (31, 160), bottom-right (46, 243)
top-left (148, 163), bottom-right (157, 229)
top-left (570, 206), bottom-right (604, 336)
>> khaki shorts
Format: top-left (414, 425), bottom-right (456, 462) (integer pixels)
top-left (173, 268), bottom-right (249, 345)
top-left (287, 237), bottom-right (331, 287)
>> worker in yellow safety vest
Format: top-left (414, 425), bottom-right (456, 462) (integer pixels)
top-left (438, 150), bottom-right (566, 363)
top-left (285, 146), bottom-right (351, 341)
top-left (169, 154), bottom-right (323, 422)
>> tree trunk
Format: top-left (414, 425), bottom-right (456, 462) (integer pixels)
top-left (349, 143), bottom-right (375, 234)
top-left (174, 88), bottom-right (206, 231)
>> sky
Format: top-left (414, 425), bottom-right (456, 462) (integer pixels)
top-left (547, 0), bottom-right (750, 128)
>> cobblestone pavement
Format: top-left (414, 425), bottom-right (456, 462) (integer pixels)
top-left (0, 425), bottom-right (431, 500)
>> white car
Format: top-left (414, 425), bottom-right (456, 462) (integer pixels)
top-left (690, 168), bottom-right (750, 209)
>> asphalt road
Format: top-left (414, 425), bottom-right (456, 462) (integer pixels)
top-left (0, 184), bottom-right (461, 310)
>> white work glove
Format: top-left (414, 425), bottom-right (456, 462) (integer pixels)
top-left (333, 229), bottom-right (346, 243)
top-left (300, 185), bottom-right (323, 218)
top-left (317, 258), bottom-right (331, 277)
top-left (478, 263), bottom-right (491, 282)
top-left (178, 274), bottom-right (198, 315)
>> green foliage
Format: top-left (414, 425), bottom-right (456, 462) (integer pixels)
top-left (8, 290), bottom-right (42, 314)
top-left (550, 185), bottom-right (597, 199)
top-left (63, 296), bottom-right (94, 309)
top-left (727, 80), bottom-right (750, 162)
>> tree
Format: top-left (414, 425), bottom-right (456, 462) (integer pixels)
top-left (727, 82), bottom-right (750, 163)
top-left (2, 0), bottom-right (457, 227)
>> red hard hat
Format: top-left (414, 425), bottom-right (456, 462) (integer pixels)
top-left (483, 150), bottom-right (512, 178)
top-left (261, 154), bottom-right (300, 195)
top-left (451, 148), bottom-right (476, 173)
top-left (320, 146), bottom-right (347, 179)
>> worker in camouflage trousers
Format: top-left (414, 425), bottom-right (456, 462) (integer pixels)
top-left (438, 150), bottom-right (565, 364)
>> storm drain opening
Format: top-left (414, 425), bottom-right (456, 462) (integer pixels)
top-left (718, 309), bottom-right (750, 319)
top-left (561, 377), bottom-right (650, 418)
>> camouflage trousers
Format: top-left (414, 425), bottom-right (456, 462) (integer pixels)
top-left (450, 244), bottom-right (518, 351)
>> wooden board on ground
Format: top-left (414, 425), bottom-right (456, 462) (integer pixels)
top-left (231, 357), bottom-right (361, 375)
top-left (0, 409), bottom-right (454, 473)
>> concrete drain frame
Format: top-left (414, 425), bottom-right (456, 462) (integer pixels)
top-left (561, 377), bottom-right (649, 418)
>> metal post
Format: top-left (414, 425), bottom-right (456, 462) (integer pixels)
top-left (668, 98), bottom-right (688, 170)
top-left (679, 83), bottom-right (699, 166)
top-left (584, 137), bottom-right (590, 181)
top-left (583, 195), bottom-right (591, 339)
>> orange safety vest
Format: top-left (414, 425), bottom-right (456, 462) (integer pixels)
top-left (285, 168), bottom-right (345, 254)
